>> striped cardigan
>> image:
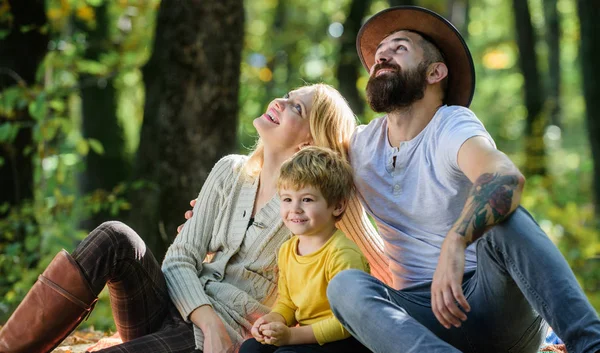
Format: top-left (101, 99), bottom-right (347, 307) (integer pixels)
top-left (162, 154), bottom-right (389, 349)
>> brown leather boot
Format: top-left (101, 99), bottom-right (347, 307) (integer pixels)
top-left (0, 250), bottom-right (98, 353)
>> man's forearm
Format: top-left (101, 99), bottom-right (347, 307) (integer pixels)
top-left (453, 171), bottom-right (525, 245)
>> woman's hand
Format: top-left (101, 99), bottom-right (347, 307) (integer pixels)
top-left (177, 199), bottom-right (197, 234)
top-left (203, 326), bottom-right (236, 353)
top-left (260, 322), bottom-right (291, 346)
top-left (190, 305), bottom-right (235, 353)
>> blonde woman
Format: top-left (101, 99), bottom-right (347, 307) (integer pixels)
top-left (0, 84), bottom-right (388, 353)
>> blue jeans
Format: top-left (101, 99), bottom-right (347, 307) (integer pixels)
top-left (327, 207), bottom-right (600, 353)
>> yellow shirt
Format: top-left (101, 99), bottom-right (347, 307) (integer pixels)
top-left (271, 230), bottom-right (370, 345)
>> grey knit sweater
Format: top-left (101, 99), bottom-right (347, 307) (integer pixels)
top-left (162, 155), bottom-right (389, 349)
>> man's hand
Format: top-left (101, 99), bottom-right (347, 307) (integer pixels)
top-left (431, 231), bottom-right (471, 329)
top-left (177, 199), bottom-right (197, 234)
top-left (260, 322), bottom-right (291, 346)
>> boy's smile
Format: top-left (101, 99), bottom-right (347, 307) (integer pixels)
top-left (279, 185), bottom-right (342, 239)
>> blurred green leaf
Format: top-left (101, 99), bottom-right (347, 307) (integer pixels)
top-left (76, 139), bottom-right (89, 156)
top-left (76, 60), bottom-right (110, 75)
top-left (0, 122), bottom-right (19, 143)
top-left (36, 51), bottom-right (56, 82)
top-left (22, 145), bottom-right (33, 156)
top-left (19, 24), bottom-right (37, 33)
top-left (49, 99), bottom-right (66, 113)
top-left (88, 138), bottom-right (104, 155)
top-left (24, 236), bottom-right (39, 252)
top-left (0, 87), bottom-right (24, 117)
top-left (28, 94), bottom-right (47, 121)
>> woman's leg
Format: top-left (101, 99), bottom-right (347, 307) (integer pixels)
top-left (0, 249), bottom-right (98, 353)
top-left (93, 306), bottom-right (194, 353)
top-left (0, 220), bottom-right (174, 353)
top-left (72, 221), bottom-right (172, 341)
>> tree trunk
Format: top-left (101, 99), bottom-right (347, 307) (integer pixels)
top-left (129, 0), bottom-right (244, 259)
top-left (0, 0), bottom-right (47, 214)
top-left (337, 0), bottom-right (371, 118)
top-left (543, 0), bottom-right (561, 128)
top-left (265, 0), bottom-right (288, 99)
top-left (512, 0), bottom-right (546, 176)
top-left (447, 0), bottom-right (470, 39)
top-left (78, 4), bottom-right (130, 228)
top-left (577, 0), bottom-right (600, 217)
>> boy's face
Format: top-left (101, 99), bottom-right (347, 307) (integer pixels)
top-left (279, 185), bottom-right (343, 237)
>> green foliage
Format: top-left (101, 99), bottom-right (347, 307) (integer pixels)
top-left (0, 0), bottom-right (158, 330)
top-left (0, 180), bottom-right (139, 328)
top-left (522, 175), bottom-right (600, 309)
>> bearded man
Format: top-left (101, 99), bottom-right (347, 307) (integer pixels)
top-left (327, 6), bottom-right (600, 353)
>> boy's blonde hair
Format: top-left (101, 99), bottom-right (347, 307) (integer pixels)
top-left (277, 146), bottom-right (355, 219)
top-left (244, 83), bottom-right (356, 177)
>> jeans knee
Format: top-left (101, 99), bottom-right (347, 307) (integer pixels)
top-left (486, 207), bottom-right (546, 246)
top-left (327, 269), bottom-right (369, 309)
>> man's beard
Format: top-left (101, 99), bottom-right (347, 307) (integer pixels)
top-left (366, 62), bottom-right (429, 113)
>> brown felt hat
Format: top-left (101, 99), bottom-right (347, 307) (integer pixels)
top-left (357, 6), bottom-right (475, 107)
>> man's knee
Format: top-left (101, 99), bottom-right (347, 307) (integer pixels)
top-left (328, 269), bottom-right (371, 309)
top-left (487, 207), bottom-right (547, 244)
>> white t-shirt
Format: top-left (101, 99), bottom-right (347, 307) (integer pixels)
top-left (349, 105), bottom-right (496, 290)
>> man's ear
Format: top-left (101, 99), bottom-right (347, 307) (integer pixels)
top-left (427, 62), bottom-right (448, 84)
top-left (332, 199), bottom-right (347, 218)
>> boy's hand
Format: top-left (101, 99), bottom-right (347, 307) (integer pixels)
top-left (177, 199), bottom-right (196, 234)
top-left (250, 316), bottom-right (268, 342)
top-left (260, 322), bottom-right (291, 346)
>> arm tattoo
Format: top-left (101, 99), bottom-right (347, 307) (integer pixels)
top-left (455, 172), bottom-right (520, 244)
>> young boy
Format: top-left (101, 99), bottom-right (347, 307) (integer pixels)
top-left (239, 146), bottom-right (371, 353)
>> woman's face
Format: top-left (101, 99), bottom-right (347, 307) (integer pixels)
top-left (254, 87), bottom-right (315, 151)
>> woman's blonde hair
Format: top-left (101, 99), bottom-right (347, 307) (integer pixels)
top-left (244, 83), bottom-right (357, 177)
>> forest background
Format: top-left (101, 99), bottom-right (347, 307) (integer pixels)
top-left (1, 0), bottom-right (599, 331)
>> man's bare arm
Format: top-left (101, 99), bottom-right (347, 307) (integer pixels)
top-left (431, 136), bottom-right (525, 329)
top-left (453, 169), bottom-right (523, 245)
top-left (452, 136), bottom-right (525, 244)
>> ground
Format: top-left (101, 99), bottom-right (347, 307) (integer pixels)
top-left (0, 325), bottom-right (569, 352)
top-left (51, 329), bottom-right (121, 353)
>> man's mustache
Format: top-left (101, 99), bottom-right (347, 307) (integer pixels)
top-left (371, 62), bottom-right (401, 77)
